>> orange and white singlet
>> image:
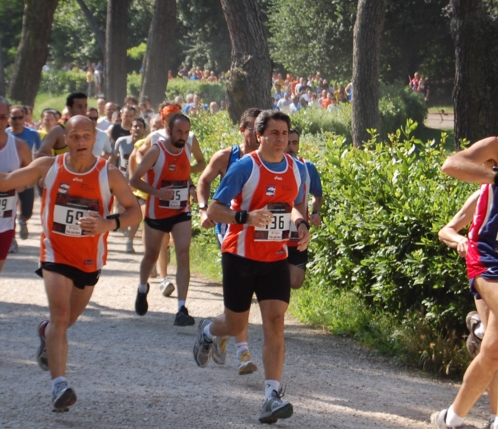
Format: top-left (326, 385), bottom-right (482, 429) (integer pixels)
top-left (145, 139), bottom-right (191, 219)
top-left (0, 134), bottom-right (20, 233)
top-left (222, 152), bottom-right (301, 262)
top-left (40, 154), bottom-right (113, 272)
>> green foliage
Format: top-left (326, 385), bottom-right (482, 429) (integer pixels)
top-left (166, 79), bottom-right (226, 105)
top-left (290, 82), bottom-right (427, 141)
top-left (266, 0), bottom-right (356, 80)
top-left (127, 72), bottom-right (142, 97)
top-left (302, 121), bottom-right (474, 331)
top-left (38, 70), bottom-right (87, 94)
top-left (127, 43), bottom-right (147, 61)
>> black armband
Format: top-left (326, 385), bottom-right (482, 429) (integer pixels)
top-left (107, 213), bottom-right (121, 231)
top-left (189, 183), bottom-right (196, 190)
top-left (235, 210), bottom-right (248, 224)
top-left (295, 218), bottom-right (310, 230)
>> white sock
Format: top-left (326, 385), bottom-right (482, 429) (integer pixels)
top-left (51, 376), bottom-right (67, 389)
top-left (203, 323), bottom-right (215, 342)
top-left (446, 406), bottom-right (464, 427)
top-left (264, 380), bottom-right (280, 399)
top-left (138, 283), bottom-right (148, 293)
top-left (475, 323), bottom-right (485, 339)
top-left (178, 300), bottom-right (186, 311)
top-left (236, 342), bottom-right (249, 357)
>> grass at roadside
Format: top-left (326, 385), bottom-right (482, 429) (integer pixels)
top-left (33, 93), bottom-right (97, 119)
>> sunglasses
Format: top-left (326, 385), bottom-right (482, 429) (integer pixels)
top-left (88, 116), bottom-right (99, 121)
top-left (10, 116), bottom-right (24, 120)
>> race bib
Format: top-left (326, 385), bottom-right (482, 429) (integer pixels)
top-left (119, 153), bottom-right (130, 172)
top-left (0, 190), bottom-right (15, 219)
top-left (52, 194), bottom-right (100, 236)
top-left (254, 202), bottom-right (292, 241)
top-left (159, 180), bottom-right (188, 209)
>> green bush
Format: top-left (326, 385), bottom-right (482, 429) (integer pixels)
top-left (166, 79), bottom-right (226, 104)
top-left (39, 70), bottom-right (87, 94)
top-left (301, 120), bottom-right (473, 331)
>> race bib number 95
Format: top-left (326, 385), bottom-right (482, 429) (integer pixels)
top-left (159, 180), bottom-right (188, 209)
top-left (52, 194), bottom-right (100, 236)
top-left (254, 202), bottom-right (292, 241)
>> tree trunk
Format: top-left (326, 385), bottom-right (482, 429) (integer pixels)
top-left (105, 0), bottom-right (131, 105)
top-left (0, 38), bottom-right (5, 96)
top-left (351, 0), bottom-right (386, 148)
top-left (140, 0), bottom-right (176, 109)
top-left (7, 0), bottom-right (59, 105)
top-left (75, 0), bottom-right (106, 58)
top-left (220, 0), bottom-right (272, 123)
top-left (449, 0), bottom-right (498, 150)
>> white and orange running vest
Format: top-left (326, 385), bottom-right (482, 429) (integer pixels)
top-left (145, 139), bottom-right (191, 219)
top-left (222, 152), bottom-right (301, 262)
top-left (0, 134), bottom-right (20, 233)
top-left (41, 154), bottom-right (113, 272)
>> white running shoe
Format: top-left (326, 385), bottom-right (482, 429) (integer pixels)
top-left (159, 277), bottom-right (175, 297)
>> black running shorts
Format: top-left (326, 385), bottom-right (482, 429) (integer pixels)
top-left (221, 252), bottom-right (291, 313)
top-left (145, 212), bottom-right (191, 233)
top-left (287, 246), bottom-right (308, 271)
top-left (36, 262), bottom-right (101, 289)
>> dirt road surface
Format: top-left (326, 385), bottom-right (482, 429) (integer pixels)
top-left (0, 204), bottom-right (490, 429)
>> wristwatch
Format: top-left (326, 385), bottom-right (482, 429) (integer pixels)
top-left (199, 203), bottom-right (208, 211)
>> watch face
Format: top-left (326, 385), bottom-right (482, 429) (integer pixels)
top-left (199, 204), bottom-right (208, 210)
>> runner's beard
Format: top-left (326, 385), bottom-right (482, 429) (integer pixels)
top-left (173, 140), bottom-right (186, 148)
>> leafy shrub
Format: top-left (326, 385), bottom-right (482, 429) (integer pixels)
top-left (39, 70), bottom-right (87, 94)
top-left (301, 120), bottom-right (474, 331)
top-left (127, 72), bottom-right (142, 97)
top-left (166, 79), bottom-right (226, 104)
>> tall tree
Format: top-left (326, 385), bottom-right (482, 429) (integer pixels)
top-left (351, 0), bottom-right (386, 148)
top-left (105, 0), bottom-right (131, 104)
top-left (8, 0), bottom-right (59, 105)
top-left (75, 0), bottom-right (106, 58)
top-left (140, 0), bottom-right (176, 107)
top-left (449, 0), bottom-right (498, 149)
top-left (220, 0), bottom-right (272, 123)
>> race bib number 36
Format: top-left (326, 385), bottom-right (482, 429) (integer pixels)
top-left (52, 194), bottom-right (100, 236)
top-left (0, 190), bottom-right (15, 219)
top-left (254, 202), bottom-right (292, 241)
top-left (159, 180), bottom-right (188, 209)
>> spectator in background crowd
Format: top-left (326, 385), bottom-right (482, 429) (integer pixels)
top-left (410, 72), bottom-right (420, 91)
top-left (418, 77), bottom-right (430, 103)
top-left (277, 92), bottom-right (292, 112)
top-left (86, 66), bottom-right (94, 97)
top-left (24, 106), bottom-right (35, 129)
top-left (273, 84), bottom-right (283, 102)
top-left (174, 96), bottom-right (184, 108)
top-left (87, 108), bottom-right (112, 159)
top-left (178, 64), bottom-right (189, 78)
top-left (289, 96), bottom-right (301, 113)
top-left (124, 95), bottom-right (139, 107)
top-left (209, 102), bottom-right (220, 115)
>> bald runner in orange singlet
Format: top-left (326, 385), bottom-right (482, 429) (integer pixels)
top-left (0, 115), bottom-right (141, 412)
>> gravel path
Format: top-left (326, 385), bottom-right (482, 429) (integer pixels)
top-left (0, 202), bottom-right (490, 428)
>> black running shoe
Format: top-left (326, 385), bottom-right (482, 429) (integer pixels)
top-left (135, 283), bottom-right (149, 316)
top-left (174, 305), bottom-right (195, 326)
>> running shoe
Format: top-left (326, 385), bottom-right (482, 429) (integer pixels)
top-left (36, 320), bottom-right (49, 371)
top-left (174, 305), bottom-right (195, 326)
top-left (19, 220), bottom-right (28, 240)
top-left (193, 318), bottom-right (213, 368)
top-left (430, 409), bottom-right (464, 428)
top-left (259, 388), bottom-right (293, 424)
top-left (159, 277), bottom-right (175, 297)
top-left (238, 350), bottom-right (258, 375)
top-left (52, 381), bottom-right (77, 412)
top-left (212, 336), bottom-right (229, 365)
top-left (134, 283), bottom-right (149, 316)
top-left (8, 238), bottom-right (18, 254)
top-left (125, 239), bottom-right (135, 254)
top-left (465, 311), bottom-right (482, 358)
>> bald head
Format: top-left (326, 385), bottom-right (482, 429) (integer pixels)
top-left (66, 115), bottom-right (94, 132)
